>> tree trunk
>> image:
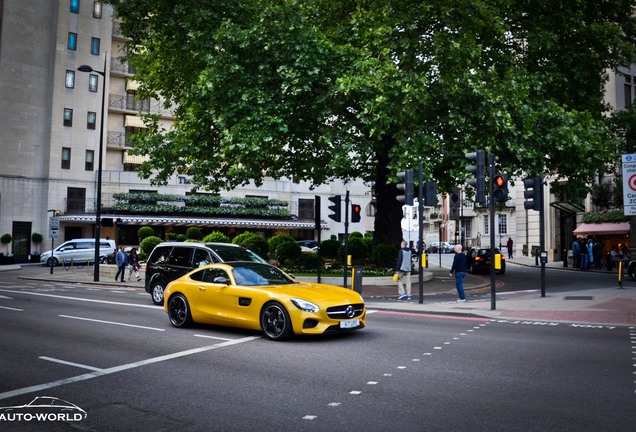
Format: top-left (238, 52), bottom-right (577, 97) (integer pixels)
top-left (373, 137), bottom-right (404, 247)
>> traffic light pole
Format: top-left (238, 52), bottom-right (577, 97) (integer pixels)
top-left (488, 153), bottom-right (497, 311)
top-left (539, 173), bottom-right (546, 297)
top-left (418, 163), bottom-right (424, 303)
top-left (343, 190), bottom-right (350, 288)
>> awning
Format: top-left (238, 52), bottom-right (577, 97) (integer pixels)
top-left (124, 115), bottom-right (146, 128)
top-left (123, 153), bottom-right (150, 164)
top-left (57, 214), bottom-right (327, 230)
top-left (573, 222), bottom-right (630, 236)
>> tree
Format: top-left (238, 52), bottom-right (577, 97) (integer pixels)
top-left (106, 0), bottom-right (636, 246)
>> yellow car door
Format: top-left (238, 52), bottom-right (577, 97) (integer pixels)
top-left (189, 268), bottom-right (237, 324)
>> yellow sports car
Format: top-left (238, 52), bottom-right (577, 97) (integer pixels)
top-left (163, 262), bottom-right (366, 341)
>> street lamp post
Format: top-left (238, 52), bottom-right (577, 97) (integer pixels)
top-left (78, 52), bottom-right (107, 282)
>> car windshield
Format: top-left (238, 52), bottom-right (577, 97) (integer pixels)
top-left (207, 244), bottom-right (267, 263)
top-left (231, 263), bottom-right (295, 286)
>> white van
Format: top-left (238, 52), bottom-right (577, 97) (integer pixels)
top-left (40, 238), bottom-right (116, 266)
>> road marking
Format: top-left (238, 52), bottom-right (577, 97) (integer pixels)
top-left (59, 315), bottom-right (165, 331)
top-left (0, 289), bottom-right (159, 309)
top-left (193, 334), bottom-right (234, 341)
top-left (39, 356), bottom-right (103, 372)
top-left (0, 295), bottom-right (13, 299)
top-left (0, 335), bottom-right (260, 401)
top-left (0, 305), bottom-right (23, 311)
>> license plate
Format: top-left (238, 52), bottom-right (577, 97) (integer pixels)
top-left (340, 319), bottom-right (360, 329)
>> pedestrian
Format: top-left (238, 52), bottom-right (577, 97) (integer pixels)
top-left (394, 240), bottom-right (412, 301)
top-left (572, 236), bottom-right (580, 269)
top-left (115, 246), bottom-right (127, 282)
top-left (587, 238), bottom-right (594, 270)
top-left (593, 237), bottom-right (602, 270)
top-left (449, 244), bottom-right (467, 302)
top-left (579, 238), bottom-right (588, 270)
top-left (506, 237), bottom-right (513, 259)
top-left (127, 247), bottom-right (141, 282)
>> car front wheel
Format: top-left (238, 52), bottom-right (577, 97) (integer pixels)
top-left (168, 294), bottom-right (192, 328)
top-left (47, 257), bottom-right (58, 266)
top-left (150, 281), bottom-right (165, 305)
top-left (260, 302), bottom-right (293, 341)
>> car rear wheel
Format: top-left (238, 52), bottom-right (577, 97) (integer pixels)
top-left (260, 302), bottom-right (293, 341)
top-left (168, 294), bottom-right (192, 328)
top-left (150, 281), bottom-right (165, 305)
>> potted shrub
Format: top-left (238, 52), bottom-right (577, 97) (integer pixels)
top-left (31, 232), bottom-right (43, 261)
top-left (0, 233), bottom-right (12, 264)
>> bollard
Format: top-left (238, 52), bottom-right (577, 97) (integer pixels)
top-left (563, 249), bottom-right (567, 267)
top-left (618, 261), bottom-right (623, 289)
top-left (351, 267), bottom-right (363, 295)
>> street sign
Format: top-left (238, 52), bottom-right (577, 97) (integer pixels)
top-left (622, 154), bottom-right (636, 216)
top-left (48, 217), bottom-right (60, 239)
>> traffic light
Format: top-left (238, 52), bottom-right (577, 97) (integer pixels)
top-left (523, 176), bottom-right (542, 211)
top-left (351, 203), bottom-right (361, 223)
top-left (465, 150), bottom-right (486, 204)
top-left (328, 195), bottom-right (341, 222)
top-left (396, 169), bottom-right (414, 205)
top-left (424, 181), bottom-right (438, 206)
top-left (492, 173), bottom-right (509, 202)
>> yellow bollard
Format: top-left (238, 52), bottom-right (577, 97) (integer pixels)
top-left (618, 260), bottom-right (623, 289)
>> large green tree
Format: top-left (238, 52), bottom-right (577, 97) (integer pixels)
top-left (106, 0), bottom-right (636, 245)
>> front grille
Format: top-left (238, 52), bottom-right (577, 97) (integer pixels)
top-left (326, 303), bottom-right (364, 319)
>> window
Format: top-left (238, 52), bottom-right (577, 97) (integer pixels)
top-left (93, 1), bottom-right (102, 18)
top-left (65, 70), bottom-right (75, 88)
top-left (67, 187), bottom-right (86, 213)
top-left (497, 214), bottom-right (508, 235)
top-left (298, 198), bottom-right (315, 219)
top-left (68, 32), bottom-right (77, 50)
top-left (61, 147), bottom-right (71, 169)
top-left (483, 215), bottom-right (489, 236)
top-left (63, 108), bottom-right (73, 127)
top-left (87, 111), bottom-right (96, 129)
top-left (85, 150), bottom-right (94, 171)
top-left (89, 74), bottom-right (98, 92)
top-left (625, 75), bottom-right (632, 109)
top-left (70, 0), bottom-right (79, 13)
top-left (91, 37), bottom-right (100, 55)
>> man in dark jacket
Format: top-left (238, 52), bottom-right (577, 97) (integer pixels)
top-left (449, 244), bottom-right (468, 302)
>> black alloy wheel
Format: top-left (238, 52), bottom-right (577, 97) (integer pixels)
top-left (260, 302), bottom-right (293, 341)
top-left (168, 293), bottom-right (192, 328)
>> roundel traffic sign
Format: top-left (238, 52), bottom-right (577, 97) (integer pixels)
top-left (629, 174), bottom-right (636, 191)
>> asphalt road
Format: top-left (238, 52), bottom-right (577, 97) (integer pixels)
top-left (0, 270), bottom-right (634, 431)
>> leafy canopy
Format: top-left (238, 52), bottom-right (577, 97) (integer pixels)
top-left (106, 0), bottom-right (636, 244)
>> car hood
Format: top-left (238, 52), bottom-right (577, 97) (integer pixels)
top-left (279, 282), bottom-right (364, 303)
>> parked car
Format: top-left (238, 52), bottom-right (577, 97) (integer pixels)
top-left (297, 240), bottom-right (319, 250)
top-left (466, 247), bottom-right (506, 274)
top-left (164, 261), bottom-right (365, 341)
top-left (428, 242), bottom-right (454, 253)
top-left (40, 238), bottom-right (116, 266)
top-left (144, 242), bottom-right (267, 305)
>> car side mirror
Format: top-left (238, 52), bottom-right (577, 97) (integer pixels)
top-left (213, 276), bottom-right (230, 285)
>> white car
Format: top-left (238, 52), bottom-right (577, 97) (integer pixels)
top-left (40, 238), bottom-right (116, 266)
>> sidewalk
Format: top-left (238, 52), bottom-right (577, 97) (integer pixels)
top-left (2, 257), bottom-right (635, 326)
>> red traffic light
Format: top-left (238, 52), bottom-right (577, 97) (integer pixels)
top-left (494, 175), bottom-right (505, 187)
top-left (351, 204), bottom-right (362, 223)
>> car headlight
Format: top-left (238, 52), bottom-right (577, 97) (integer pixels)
top-left (291, 298), bottom-right (320, 313)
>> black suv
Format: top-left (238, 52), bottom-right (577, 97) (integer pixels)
top-left (144, 242), bottom-right (267, 305)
